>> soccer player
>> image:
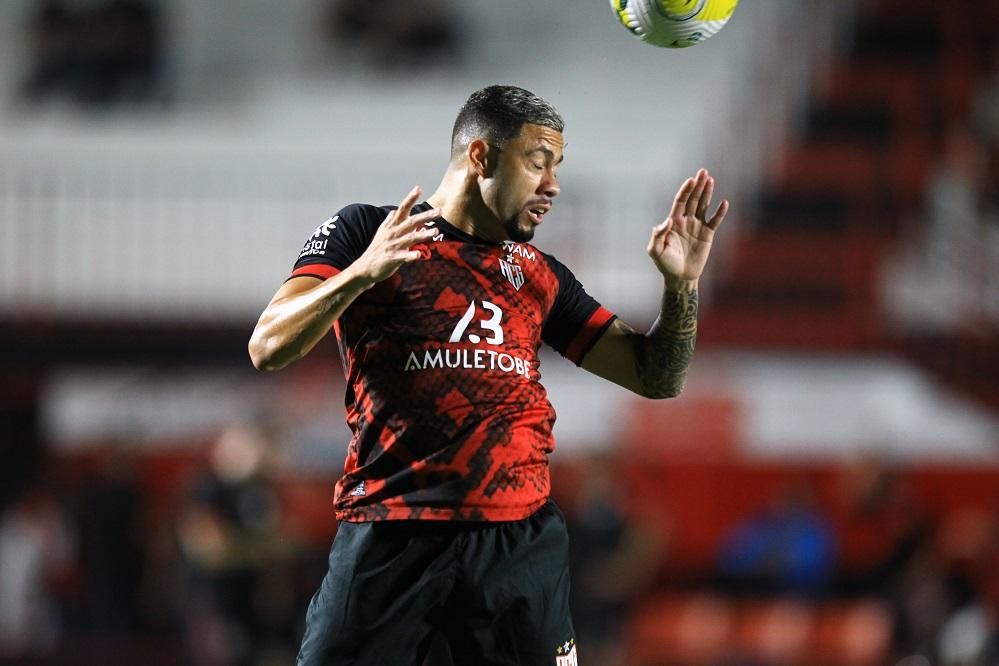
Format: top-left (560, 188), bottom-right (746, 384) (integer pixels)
top-left (248, 85), bottom-right (728, 666)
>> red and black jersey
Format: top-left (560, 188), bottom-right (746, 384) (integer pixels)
top-left (290, 202), bottom-right (616, 522)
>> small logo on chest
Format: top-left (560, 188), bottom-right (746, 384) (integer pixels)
top-left (499, 242), bottom-right (535, 291)
top-left (499, 258), bottom-right (525, 290)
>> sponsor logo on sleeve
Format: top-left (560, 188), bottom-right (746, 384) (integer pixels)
top-left (300, 215), bottom-right (339, 257)
top-left (299, 239), bottom-right (328, 258)
top-left (313, 216), bottom-right (339, 238)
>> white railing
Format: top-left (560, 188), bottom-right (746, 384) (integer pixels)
top-left (0, 134), bottom-right (669, 321)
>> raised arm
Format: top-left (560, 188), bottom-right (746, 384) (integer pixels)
top-left (581, 169), bottom-right (728, 398)
top-left (248, 187), bottom-right (439, 372)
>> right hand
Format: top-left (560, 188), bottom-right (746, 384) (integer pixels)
top-left (352, 186), bottom-right (439, 285)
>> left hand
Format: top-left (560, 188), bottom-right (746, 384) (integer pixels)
top-left (648, 168), bottom-right (729, 289)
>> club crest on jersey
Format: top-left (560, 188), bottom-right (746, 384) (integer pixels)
top-left (499, 257), bottom-right (525, 291)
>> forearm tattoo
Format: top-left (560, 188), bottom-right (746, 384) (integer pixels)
top-left (632, 288), bottom-right (698, 398)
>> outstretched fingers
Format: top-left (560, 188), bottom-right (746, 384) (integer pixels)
top-left (392, 208), bottom-right (439, 260)
top-left (697, 175), bottom-right (714, 220)
top-left (685, 169), bottom-right (709, 217)
top-left (400, 206), bottom-right (441, 232)
top-left (706, 199), bottom-right (729, 230)
top-left (401, 221), bottom-right (438, 246)
top-left (670, 177), bottom-right (696, 221)
top-left (386, 186), bottom-right (439, 236)
top-left (381, 186), bottom-right (441, 261)
top-left (391, 185), bottom-right (423, 225)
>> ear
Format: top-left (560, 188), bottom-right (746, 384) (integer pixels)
top-left (467, 139), bottom-right (495, 178)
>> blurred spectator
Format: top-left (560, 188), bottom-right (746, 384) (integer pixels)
top-left (934, 507), bottom-right (999, 666)
top-left (176, 424), bottom-right (297, 666)
top-left (717, 480), bottom-right (837, 598)
top-left (837, 458), bottom-right (998, 663)
top-left (320, 0), bottom-right (462, 72)
top-left (839, 456), bottom-right (933, 595)
top-left (566, 452), bottom-right (664, 666)
top-left (890, 544), bottom-right (955, 662)
top-left (921, 124), bottom-right (987, 329)
top-left (0, 486), bottom-right (75, 662)
top-left (20, 0), bottom-right (168, 108)
top-left (72, 445), bottom-right (146, 647)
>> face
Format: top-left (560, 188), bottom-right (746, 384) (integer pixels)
top-left (481, 123), bottom-right (563, 242)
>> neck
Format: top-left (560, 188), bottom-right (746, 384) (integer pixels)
top-left (426, 166), bottom-right (507, 243)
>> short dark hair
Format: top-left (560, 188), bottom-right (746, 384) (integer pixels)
top-left (450, 85), bottom-right (564, 157)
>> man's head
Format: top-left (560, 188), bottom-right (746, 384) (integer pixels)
top-left (451, 85), bottom-right (565, 242)
top-left (451, 85), bottom-right (564, 158)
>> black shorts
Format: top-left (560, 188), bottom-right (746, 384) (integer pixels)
top-left (297, 500), bottom-right (577, 666)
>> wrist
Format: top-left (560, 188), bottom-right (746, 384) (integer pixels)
top-left (662, 275), bottom-right (698, 294)
top-left (339, 264), bottom-right (379, 293)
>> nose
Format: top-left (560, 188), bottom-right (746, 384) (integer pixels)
top-left (540, 171), bottom-right (560, 199)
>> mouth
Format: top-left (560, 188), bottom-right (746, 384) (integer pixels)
top-left (527, 204), bottom-right (550, 225)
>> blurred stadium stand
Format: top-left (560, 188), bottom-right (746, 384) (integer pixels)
top-left (0, 1), bottom-right (997, 665)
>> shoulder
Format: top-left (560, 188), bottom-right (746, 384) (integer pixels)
top-left (301, 203), bottom-right (382, 239)
top-left (331, 201), bottom-right (433, 230)
top-left (308, 202), bottom-right (395, 244)
top-left (349, 202), bottom-right (397, 218)
top-left (333, 202), bottom-right (394, 227)
top-left (537, 249), bottom-right (577, 284)
top-left (293, 202), bottom-right (394, 270)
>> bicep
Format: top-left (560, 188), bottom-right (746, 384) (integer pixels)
top-left (264, 275), bottom-right (323, 309)
top-left (253, 276), bottom-right (323, 331)
top-left (249, 275), bottom-right (332, 371)
top-left (579, 318), bottom-right (644, 395)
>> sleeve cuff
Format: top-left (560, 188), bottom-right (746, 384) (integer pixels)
top-left (565, 307), bottom-right (616, 365)
top-left (288, 264), bottom-right (341, 281)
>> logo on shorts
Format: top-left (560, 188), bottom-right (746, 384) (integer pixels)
top-left (555, 638), bottom-right (577, 666)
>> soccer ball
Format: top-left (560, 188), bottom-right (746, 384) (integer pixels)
top-left (609, 0), bottom-right (739, 48)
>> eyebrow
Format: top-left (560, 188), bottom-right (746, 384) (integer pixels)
top-left (529, 147), bottom-right (565, 165)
